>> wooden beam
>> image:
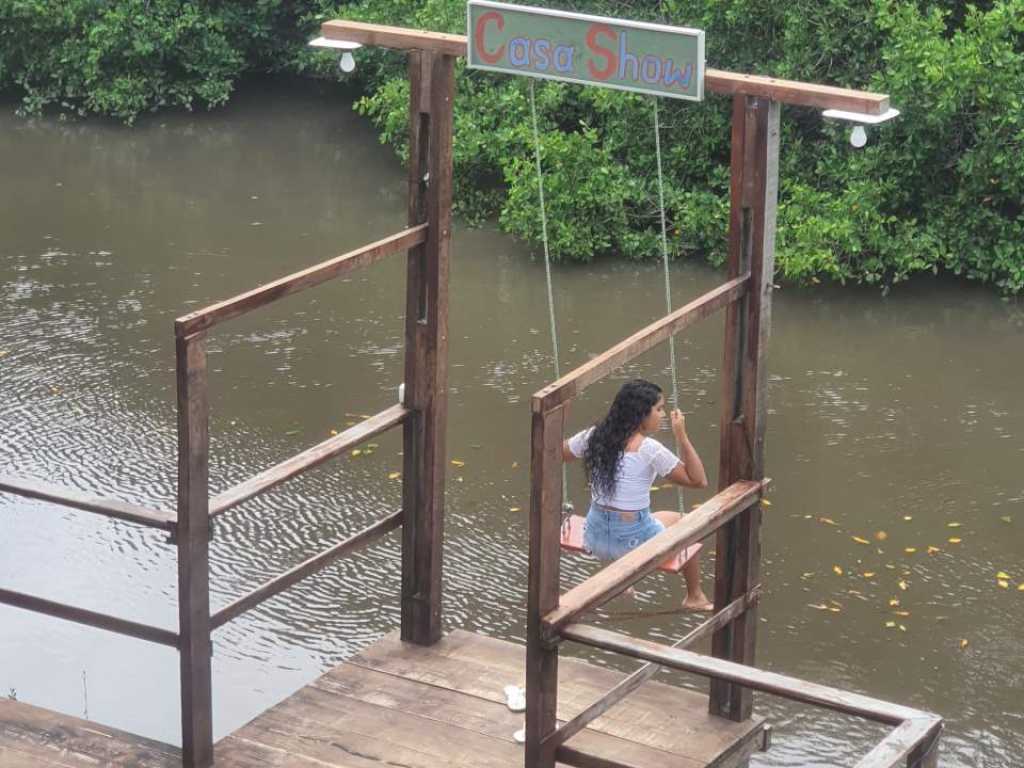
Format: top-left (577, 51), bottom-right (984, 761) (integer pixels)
top-left (209, 404), bottom-right (410, 519)
top-left (175, 333), bottom-right (213, 768)
top-left (0, 587), bottom-right (178, 647)
top-left (854, 718), bottom-right (943, 768)
top-left (174, 225), bottom-right (428, 337)
top-left (532, 275), bottom-right (748, 414)
top-left (0, 476), bottom-right (175, 531)
top-left (400, 51), bottom-right (454, 646)
top-left (546, 587), bottom-right (761, 750)
top-left (320, 21), bottom-right (889, 114)
top-left (542, 480), bottom-right (765, 637)
top-left (322, 20), bottom-right (469, 57)
top-left (710, 94), bottom-right (779, 722)
top-left (210, 511), bottom-right (402, 629)
top-left (560, 623), bottom-right (932, 726)
top-left (525, 405), bottom-right (566, 768)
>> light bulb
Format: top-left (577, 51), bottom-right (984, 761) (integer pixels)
top-left (339, 52), bottom-right (356, 73)
top-left (850, 125), bottom-right (867, 148)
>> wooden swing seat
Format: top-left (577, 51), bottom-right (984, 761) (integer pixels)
top-left (559, 514), bottom-right (702, 574)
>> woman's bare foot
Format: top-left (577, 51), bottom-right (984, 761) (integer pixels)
top-left (682, 592), bottom-right (714, 611)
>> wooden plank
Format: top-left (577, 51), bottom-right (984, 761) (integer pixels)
top-left (322, 19), bottom-right (470, 56)
top-left (401, 51), bottom-right (455, 646)
top-left (560, 624), bottom-right (931, 725)
top-left (209, 404), bottom-right (410, 519)
top-left (320, 22), bottom-right (889, 113)
top-left (710, 95), bottom-right (778, 722)
top-left (211, 511), bottom-right (402, 629)
top-left (853, 718), bottom-right (942, 768)
top-left (215, 735), bottom-right (340, 767)
top-left (175, 333), bottom-right (213, 768)
top-left (527, 406), bottom-right (566, 768)
top-left (543, 481), bottom-right (764, 637)
top-left (174, 225), bottom-right (428, 337)
top-left (0, 699), bottom-right (179, 767)
top-left (532, 276), bottom-right (747, 413)
top-left (313, 663), bottom-right (708, 768)
top-left (548, 588), bottom-right (761, 749)
top-left (0, 587), bottom-right (178, 647)
top-left (0, 475), bottom-right (175, 531)
top-left (349, 631), bottom-right (760, 759)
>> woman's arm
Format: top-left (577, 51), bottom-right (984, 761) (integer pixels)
top-left (562, 440), bottom-right (579, 463)
top-left (667, 410), bottom-right (708, 489)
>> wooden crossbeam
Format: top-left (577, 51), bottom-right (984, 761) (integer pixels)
top-left (321, 21), bottom-right (890, 114)
top-left (541, 480), bottom-right (765, 637)
top-left (209, 404), bottom-right (410, 519)
top-left (0, 475), bottom-right (176, 531)
top-left (175, 225), bottom-right (428, 337)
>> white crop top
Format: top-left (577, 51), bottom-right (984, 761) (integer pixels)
top-left (567, 427), bottom-right (682, 511)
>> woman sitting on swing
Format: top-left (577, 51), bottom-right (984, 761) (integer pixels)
top-left (563, 378), bottom-right (714, 611)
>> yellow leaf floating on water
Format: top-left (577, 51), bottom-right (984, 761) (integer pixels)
top-left (959, 638), bottom-right (969, 650)
top-left (899, 625), bottom-right (907, 632)
top-left (927, 546), bottom-right (941, 555)
top-left (818, 517), bottom-right (838, 526)
top-left (451, 459), bottom-right (465, 467)
top-left (509, 507), bottom-right (521, 513)
top-left (948, 537), bottom-right (962, 544)
top-left (388, 472), bottom-right (401, 480)
top-left (997, 580), bottom-right (1010, 589)
top-left (808, 603), bottom-right (830, 611)
top-left (852, 536), bottom-right (870, 545)
top-left (885, 621), bottom-right (897, 628)
top-left (761, 499), bottom-right (772, 506)
top-left (904, 547), bottom-right (917, 554)
top-left (889, 598), bottom-right (900, 607)
top-left (996, 571), bottom-right (1011, 580)
top-left (862, 571), bottom-right (876, 578)
top-left (1018, 583), bottom-right (1024, 592)
top-left (893, 610), bottom-right (911, 617)
top-left (1000, 516), bottom-right (1013, 524)
top-left (330, 429), bottom-right (338, 436)
top-left (875, 530), bottom-right (889, 541)
top-left (947, 522), bottom-right (961, 528)
top-left (351, 449), bottom-right (362, 457)
top-left (898, 580), bottom-right (909, 591)
top-left (511, 461), bottom-right (519, 469)
top-left (828, 606), bottom-right (841, 613)
top-left (833, 565), bottom-right (844, 576)
top-left (903, 516), bottom-right (913, 522)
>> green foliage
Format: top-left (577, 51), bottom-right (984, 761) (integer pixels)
top-left (1, 0), bottom-right (1022, 292)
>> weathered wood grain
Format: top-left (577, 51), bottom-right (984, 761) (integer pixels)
top-left (853, 718), bottom-right (942, 768)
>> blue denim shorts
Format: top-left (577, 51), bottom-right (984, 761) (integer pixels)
top-left (582, 502), bottom-right (665, 561)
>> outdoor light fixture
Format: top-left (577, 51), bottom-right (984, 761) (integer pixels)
top-left (308, 36), bottom-right (363, 74)
top-left (822, 107), bottom-right (901, 148)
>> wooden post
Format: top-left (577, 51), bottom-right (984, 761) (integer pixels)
top-left (176, 333), bottom-right (213, 767)
top-left (401, 50), bottom-right (455, 646)
top-left (709, 95), bottom-right (779, 722)
top-left (525, 404), bottom-right (565, 768)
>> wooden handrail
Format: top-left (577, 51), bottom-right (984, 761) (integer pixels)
top-left (210, 404), bottom-right (410, 519)
top-left (321, 21), bottom-right (890, 114)
top-left (0, 587), bottom-right (179, 647)
top-left (545, 587), bottom-right (761, 749)
top-left (532, 275), bottom-right (748, 414)
top-left (175, 225), bottom-right (428, 337)
top-left (854, 717), bottom-right (943, 768)
top-left (561, 623), bottom-right (930, 725)
top-left (542, 480), bottom-right (765, 636)
top-left (0, 476), bottom-right (176, 531)
top-left (210, 511), bottom-right (402, 628)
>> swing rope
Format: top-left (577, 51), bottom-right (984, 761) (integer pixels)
top-left (529, 80), bottom-right (571, 517)
top-left (652, 98), bottom-right (686, 515)
top-left (530, 82), bottom-right (684, 520)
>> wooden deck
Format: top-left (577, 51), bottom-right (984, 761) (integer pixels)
top-left (217, 629), bottom-right (765, 768)
top-left (0, 629), bottom-right (765, 767)
top-left (0, 697), bottom-right (180, 767)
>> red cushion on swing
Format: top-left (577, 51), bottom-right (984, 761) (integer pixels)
top-left (559, 514), bottom-right (702, 574)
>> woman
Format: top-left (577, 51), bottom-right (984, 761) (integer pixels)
top-left (562, 378), bottom-right (713, 611)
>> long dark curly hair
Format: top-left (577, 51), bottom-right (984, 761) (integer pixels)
top-left (584, 379), bottom-right (663, 498)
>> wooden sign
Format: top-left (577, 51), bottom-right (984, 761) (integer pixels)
top-left (467, 1), bottom-right (704, 101)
